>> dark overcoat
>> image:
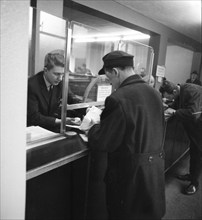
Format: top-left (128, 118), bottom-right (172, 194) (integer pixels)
top-left (172, 83), bottom-right (202, 148)
top-left (88, 75), bottom-right (166, 220)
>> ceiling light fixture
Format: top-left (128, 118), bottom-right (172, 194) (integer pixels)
top-left (73, 33), bottom-right (150, 43)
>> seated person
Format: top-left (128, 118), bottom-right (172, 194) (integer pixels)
top-left (186, 70), bottom-right (201, 86)
top-left (27, 51), bottom-right (83, 132)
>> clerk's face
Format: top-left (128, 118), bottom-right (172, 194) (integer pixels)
top-left (44, 65), bottom-right (64, 85)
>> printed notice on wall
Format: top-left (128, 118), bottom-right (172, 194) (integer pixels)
top-left (97, 85), bottom-right (112, 102)
top-left (156, 65), bottom-right (166, 77)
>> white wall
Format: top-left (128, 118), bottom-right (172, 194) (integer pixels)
top-left (0, 1), bottom-right (29, 219)
top-left (165, 45), bottom-right (194, 84)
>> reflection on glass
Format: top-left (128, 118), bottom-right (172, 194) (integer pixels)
top-left (27, 9), bottom-right (68, 142)
top-left (119, 40), bottom-right (151, 76)
top-left (37, 34), bottom-right (65, 74)
top-left (67, 22), bottom-right (116, 104)
top-left (28, 8), bottom-right (154, 139)
top-left (67, 21), bottom-right (153, 106)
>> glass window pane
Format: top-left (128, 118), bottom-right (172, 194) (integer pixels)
top-left (40, 11), bottom-right (66, 37)
top-left (119, 40), bottom-right (153, 77)
top-left (36, 34), bottom-right (65, 73)
top-left (68, 22), bottom-right (116, 105)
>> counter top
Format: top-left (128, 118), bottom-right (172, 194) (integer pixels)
top-left (26, 133), bottom-right (88, 180)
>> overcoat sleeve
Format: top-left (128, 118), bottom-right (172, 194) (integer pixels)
top-left (175, 87), bottom-right (202, 121)
top-left (88, 96), bottom-right (126, 152)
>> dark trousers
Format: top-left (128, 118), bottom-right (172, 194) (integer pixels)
top-left (184, 120), bottom-right (202, 186)
top-left (189, 139), bottom-right (202, 186)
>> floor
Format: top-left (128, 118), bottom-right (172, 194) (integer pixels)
top-left (163, 154), bottom-right (202, 220)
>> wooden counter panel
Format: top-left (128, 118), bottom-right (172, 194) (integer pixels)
top-left (164, 118), bottom-right (189, 171)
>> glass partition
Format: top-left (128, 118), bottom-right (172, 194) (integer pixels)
top-left (27, 9), bottom-right (68, 143)
top-left (118, 40), bottom-right (154, 80)
top-left (60, 21), bottom-right (154, 133)
top-left (27, 9), bottom-right (154, 137)
top-left (69, 21), bottom-right (116, 103)
top-left (36, 11), bottom-right (66, 74)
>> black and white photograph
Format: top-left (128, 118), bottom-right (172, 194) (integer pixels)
top-left (1, 1), bottom-right (202, 220)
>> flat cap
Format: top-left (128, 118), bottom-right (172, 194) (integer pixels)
top-left (98, 50), bottom-right (134, 75)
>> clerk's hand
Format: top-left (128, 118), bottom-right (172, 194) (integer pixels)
top-left (66, 117), bottom-right (81, 125)
top-left (55, 118), bottom-right (62, 124)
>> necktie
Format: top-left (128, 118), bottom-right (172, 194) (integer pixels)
top-left (49, 85), bottom-right (53, 91)
top-left (48, 85), bottom-right (53, 99)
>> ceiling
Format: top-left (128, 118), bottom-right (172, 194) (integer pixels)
top-left (115, 0), bottom-right (202, 43)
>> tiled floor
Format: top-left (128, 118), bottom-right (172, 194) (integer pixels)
top-left (163, 155), bottom-right (202, 220)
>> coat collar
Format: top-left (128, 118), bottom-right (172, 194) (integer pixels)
top-left (119, 74), bottom-right (146, 89)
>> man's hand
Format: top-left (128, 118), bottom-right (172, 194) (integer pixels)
top-left (164, 108), bottom-right (176, 120)
top-left (80, 106), bottom-right (102, 132)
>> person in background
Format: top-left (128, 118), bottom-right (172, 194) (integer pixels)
top-left (27, 51), bottom-right (82, 132)
top-left (159, 80), bottom-right (202, 195)
top-left (186, 70), bottom-right (201, 86)
top-left (142, 74), bottom-right (155, 88)
top-left (85, 50), bottom-right (166, 220)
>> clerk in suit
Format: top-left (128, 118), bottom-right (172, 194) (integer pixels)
top-left (27, 51), bottom-right (81, 132)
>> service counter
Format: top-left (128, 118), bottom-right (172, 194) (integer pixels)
top-left (164, 117), bottom-right (189, 171)
top-left (26, 134), bottom-right (88, 180)
top-left (26, 117), bottom-right (189, 220)
top-left (26, 133), bottom-right (89, 220)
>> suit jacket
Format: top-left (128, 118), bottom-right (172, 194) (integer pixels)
top-left (88, 75), bottom-right (166, 220)
top-left (27, 71), bottom-right (81, 132)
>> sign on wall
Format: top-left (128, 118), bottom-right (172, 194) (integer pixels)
top-left (156, 65), bottom-right (166, 77)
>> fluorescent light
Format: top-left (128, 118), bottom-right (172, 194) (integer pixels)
top-left (74, 36), bottom-right (121, 43)
top-left (73, 33), bottom-right (150, 43)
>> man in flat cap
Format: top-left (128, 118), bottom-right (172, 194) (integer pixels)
top-left (160, 80), bottom-right (202, 195)
top-left (87, 50), bottom-right (166, 220)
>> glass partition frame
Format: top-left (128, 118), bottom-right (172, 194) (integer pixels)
top-left (60, 21), bottom-right (154, 133)
top-left (27, 8), bottom-right (154, 136)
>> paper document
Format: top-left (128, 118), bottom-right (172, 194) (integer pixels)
top-left (79, 134), bottom-right (88, 142)
top-left (26, 126), bottom-right (59, 143)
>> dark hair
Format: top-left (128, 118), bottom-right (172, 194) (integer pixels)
top-left (191, 70), bottom-right (198, 75)
top-left (159, 80), bottom-right (178, 94)
top-left (44, 53), bottom-right (64, 70)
